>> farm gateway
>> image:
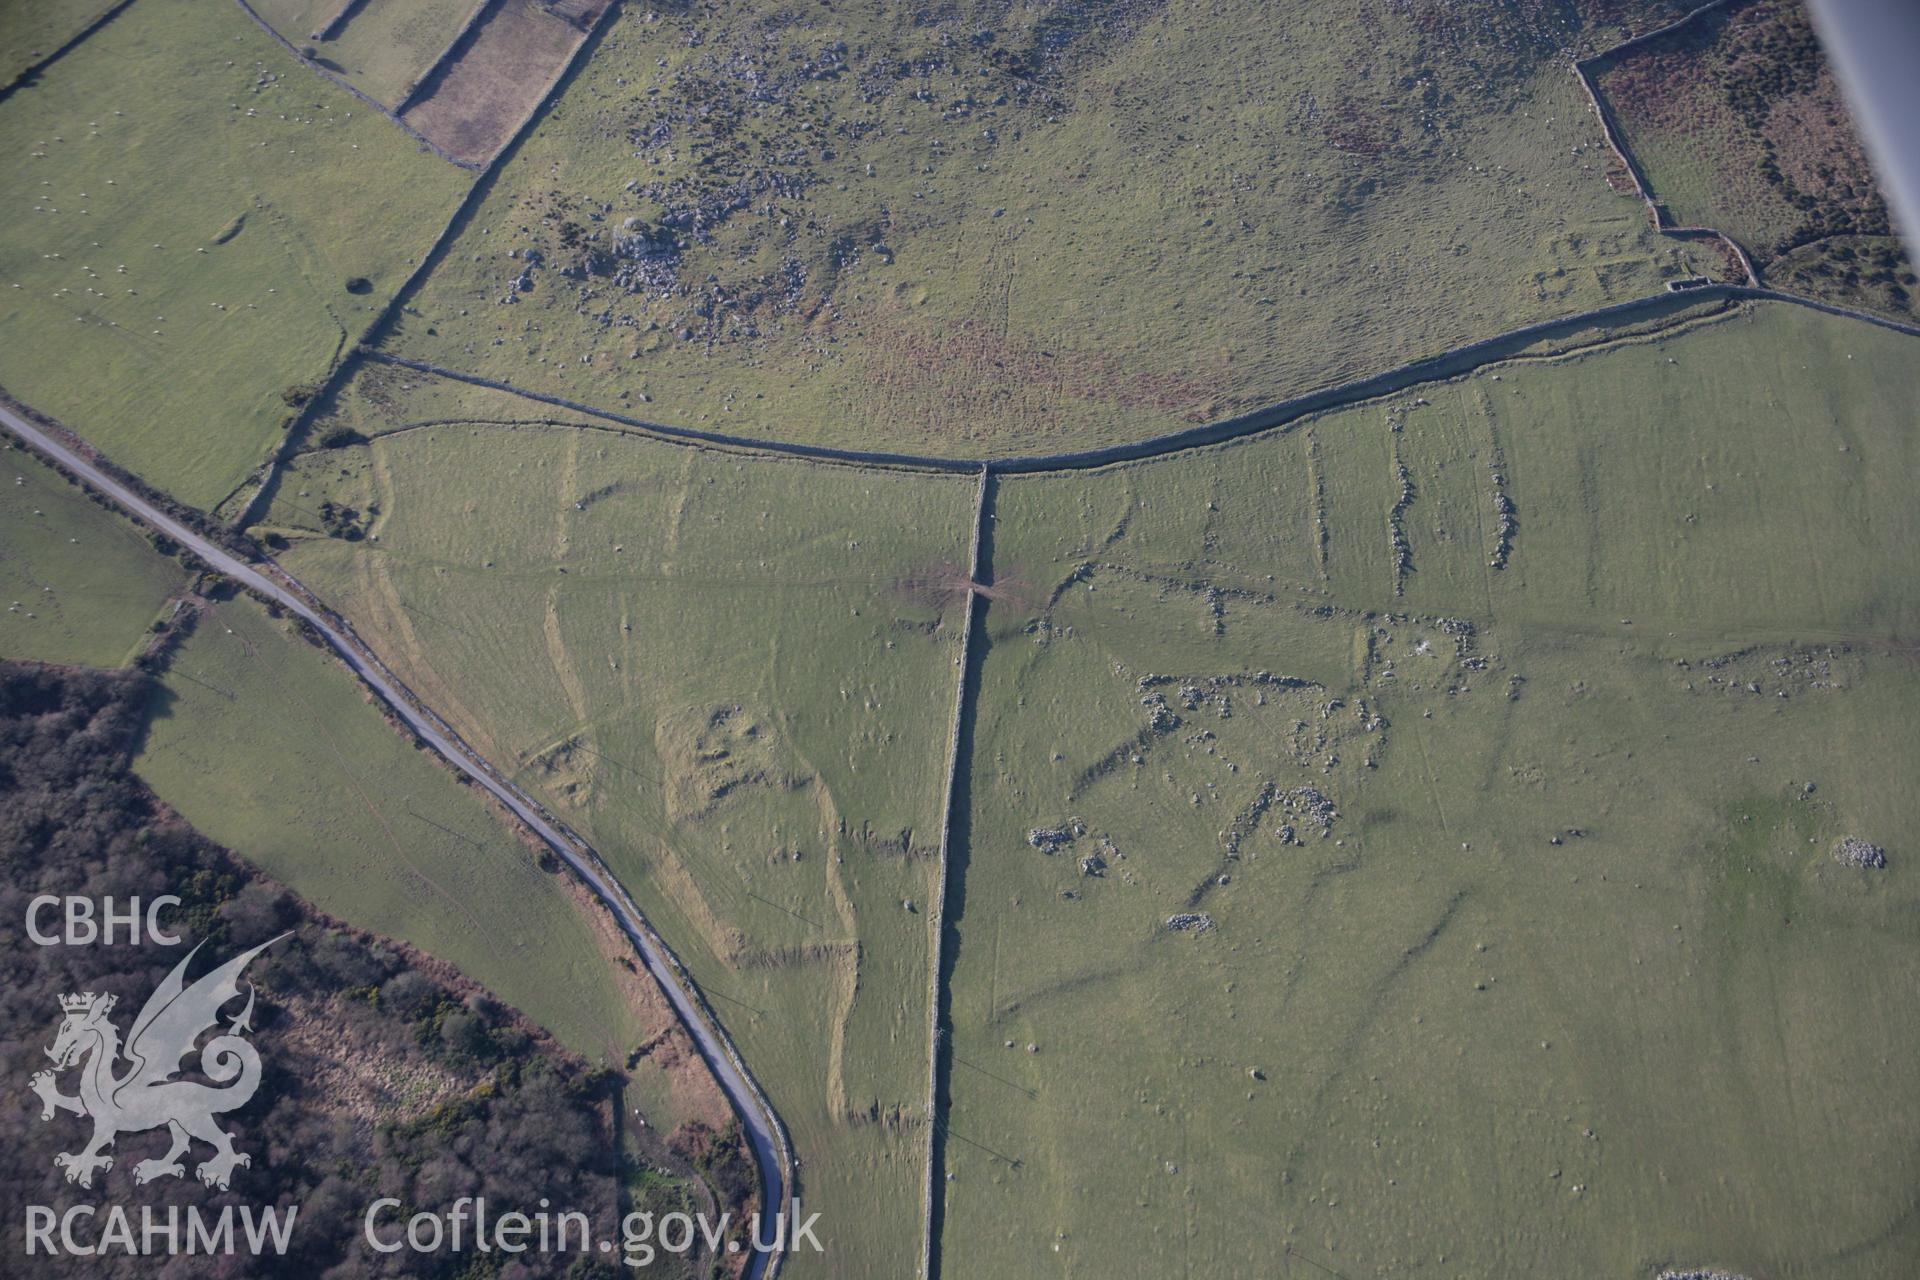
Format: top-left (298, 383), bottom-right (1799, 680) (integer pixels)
top-left (24, 1203), bottom-right (298, 1258)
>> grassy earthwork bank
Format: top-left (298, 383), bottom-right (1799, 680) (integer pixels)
top-left (256, 389), bottom-right (978, 1278)
top-left (937, 300), bottom-right (1920, 1277)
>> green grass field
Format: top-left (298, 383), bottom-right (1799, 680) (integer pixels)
top-left (937, 300), bottom-right (1920, 1277)
top-left (0, 0), bottom-right (124, 87)
top-left (244, 0), bottom-right (336, 45)
top-left (257, 396), bottom-right (975, 1278)
top-left (0, 0), bottom-right (469, 510)
top-left (0, 441), bottom-right (186, 666)
top-left (251, 0), bottom-right (483, 107)
top-left (383, 0), bottom-right (1684, 458)
top-left (134, 593), bottom-right (656, 1067)
top-left (7, 0), bottom-right (1912, 1268)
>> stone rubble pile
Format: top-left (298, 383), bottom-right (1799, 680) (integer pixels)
top-left (1831, 837), bottom-right (1887, 869)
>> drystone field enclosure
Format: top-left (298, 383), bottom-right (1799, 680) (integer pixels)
top-left (2, 0), bottom-right (1917, 1277)
top-left (0, 0), bottom-right (468, 509)
top-left (398, 0), bottom-right (616, 167)
top-left (1, 419), bottom-right (745, 1265)
top-left (249, 0), bottom-right (480, 108)
top-left (259, 394), bottom-right (977, 1277)
top-left (940, 301), bottom-right (1920, 1278)
top-left (382, 0), bottom-right (1698, 458)
top-left (249, 297), bottom-right (1920, 1279)
top-left (1589, 0), bottom-right (1914, 319)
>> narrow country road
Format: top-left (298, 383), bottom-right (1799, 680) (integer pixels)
top-left (22, 286), bottom-right (1916, 1280)
top-left (1, 403), bottom-right (792, 1277)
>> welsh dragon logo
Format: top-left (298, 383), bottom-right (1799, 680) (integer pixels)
top-left (28, 935), bottom-right (286, 1191)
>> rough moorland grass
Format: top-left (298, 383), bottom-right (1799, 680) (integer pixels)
top-left (258, 401), bottom-right (975, 1279)
top-left (1590, 0), bottom-right (1913, 317)
top-left (251, 0), bottom-right (483, 108)
top-left (1593, 0), bottom-right (1879, 256)
top-left (938, 301), bottom-right (1920, 1277)
top-left (0, 0), bottom-right (468, 509)
top-left (0, 442), bottom-right (186, 666)
top-left (385, 0), bottom-right (1684, 458)
top-left (135, 593), bottom-right (655, 1066)
top-left (1767, 234), bottom-right (1917, 321)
